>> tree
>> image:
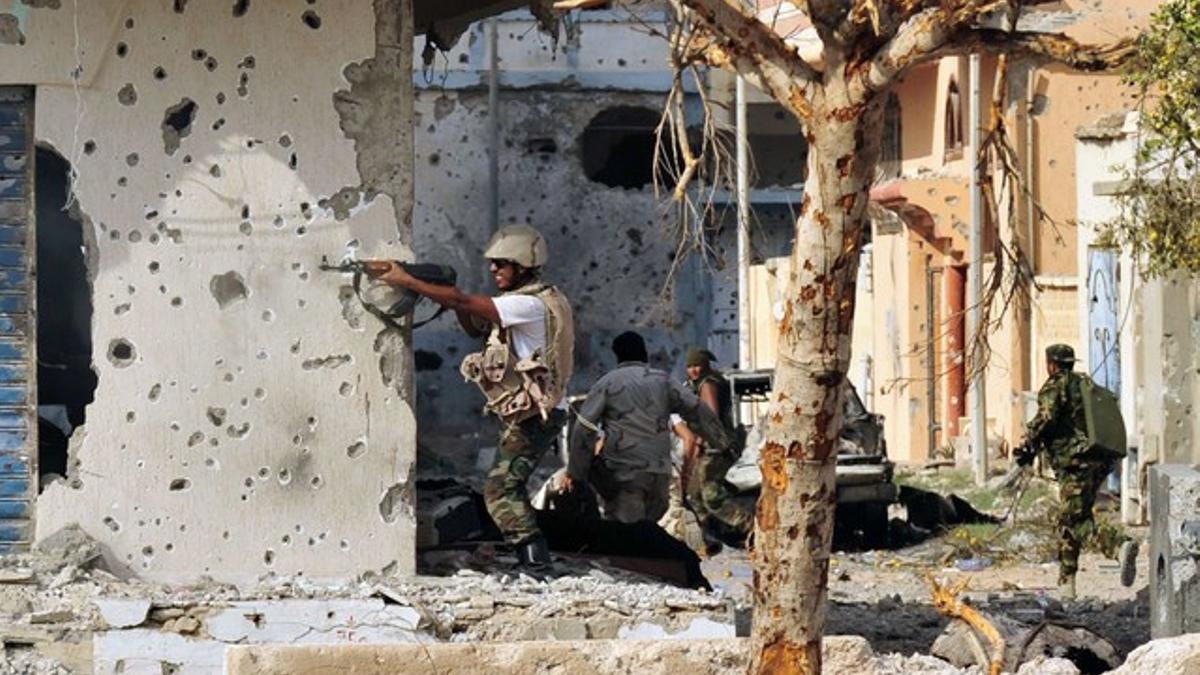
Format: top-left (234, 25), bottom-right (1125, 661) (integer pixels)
top-left (1103, 0), bottom-right (1200, 276)
top-left (644, 2), bottom-right (1134, 673)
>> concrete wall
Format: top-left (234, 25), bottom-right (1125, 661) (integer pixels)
top-left (2, 1), bottom-right (418, 583)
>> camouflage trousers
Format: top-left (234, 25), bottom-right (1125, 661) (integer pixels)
top-left (1056, 459), bottom-right (1124, 582)
top-left (686, 451), bottom-right (755, 543)
top-left (483, 410), bottom-right (566, 545)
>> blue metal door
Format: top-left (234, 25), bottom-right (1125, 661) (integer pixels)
top-left (1087, 247), bottom-right (1121, 393)
top-left (0, 88), bottom-right (35, 552)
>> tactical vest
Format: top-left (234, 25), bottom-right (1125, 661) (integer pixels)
top-left (459, 282), bottom-right (574, 423)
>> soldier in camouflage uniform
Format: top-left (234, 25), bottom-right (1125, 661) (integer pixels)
top-left (676, 348), bottom-right (755, 544)
top-left (1016, 344), bottom-right (1135, 599)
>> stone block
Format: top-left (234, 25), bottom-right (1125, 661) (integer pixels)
top-left (227, 637), bottom-right (881, 675)
top-left (1149, 464), bottom-right (1200, 638)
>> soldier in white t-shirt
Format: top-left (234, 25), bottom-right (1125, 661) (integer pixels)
top-left (376, 225), bottom-right (573, 568)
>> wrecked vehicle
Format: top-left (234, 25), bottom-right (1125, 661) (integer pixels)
top-left (723, 369), bottom-right (898, 541)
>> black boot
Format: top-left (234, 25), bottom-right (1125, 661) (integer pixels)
top-left (516, 535), bottom-right (553, 571)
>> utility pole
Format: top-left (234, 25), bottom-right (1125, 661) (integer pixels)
top-left (968, 53), bottom-right (988, 485)
top-left (736, 75), bottom-right (751, 374)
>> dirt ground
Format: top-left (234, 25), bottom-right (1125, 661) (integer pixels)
top-left (701, 467), bottom-right (1151, 661)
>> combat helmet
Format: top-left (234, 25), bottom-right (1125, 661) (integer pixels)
top-left (484, 224), bottom-right (548, 269)
top-left (1045, 343), bottom-right (1076, 365)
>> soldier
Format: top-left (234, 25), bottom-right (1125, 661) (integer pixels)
top-left (676, 348), bottom-right (755, 544)
top-left (563, 332), bottom-right (729, 524)
top-left (377, 224), bottom-right (573, 568)
top-left (1016, 344), bottom-right (1137, 599)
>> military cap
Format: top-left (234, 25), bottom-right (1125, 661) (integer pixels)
top-left (1045, 344), bottom-right (1076, 364)
top-left (685, 347), bottom-right (717, 367)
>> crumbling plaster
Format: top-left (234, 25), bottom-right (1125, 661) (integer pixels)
top-left (1, 0), bottom-right (420, 583)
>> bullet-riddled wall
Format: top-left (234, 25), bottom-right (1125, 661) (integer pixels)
top-left (1, 1), bottom-right (418, 584)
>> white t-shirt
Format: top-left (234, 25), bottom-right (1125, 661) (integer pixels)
top-left (493, 294), bottom-right (566, 410)
top-left (492, 295), bottom-right (548, 361)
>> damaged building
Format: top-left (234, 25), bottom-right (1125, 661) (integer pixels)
top-left (0, 0), bottom-right (798, 584)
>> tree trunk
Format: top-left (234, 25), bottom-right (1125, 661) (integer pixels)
top-left (749, 89), bottom-right (883, 674)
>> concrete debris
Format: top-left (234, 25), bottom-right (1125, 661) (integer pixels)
top-left (931, 610), bottom-right (1119, 673)
top-left (0, 570), bottom-right (35, 585)
top-left (34, 525), bottom-right (104, 571)
top-left (94, 599), bottom-right (151, 629)
top-left (1014, 656), bottom-right (1080, 674)
top-left (0, 648), bottom-right (72, 675)
top-left (28, 609), bottom-right (75, 625)
top-left (1104, 633), bottom-right (1200, 675)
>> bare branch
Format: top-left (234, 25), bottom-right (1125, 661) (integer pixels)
top-left (674, 0), bottom-right (823, 84)
top-left (961, 29), bottom-right (1137, 71)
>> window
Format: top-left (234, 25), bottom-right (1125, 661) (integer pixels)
top-left (581, 106), bottom-right (660, 189)
top-left (879, 93), bottom-right (902, 179)
top-left (944, 79), bottom-right (963, 159)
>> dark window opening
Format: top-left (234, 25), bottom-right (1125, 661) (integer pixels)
top-left (581, 106), bottom-right (660, 189)
top-left (879, 92), bottom-right (902, 180)
top-left (944, 79), bottom-right (963, 159)
top-left (35, 147), bottom-right (96, 488)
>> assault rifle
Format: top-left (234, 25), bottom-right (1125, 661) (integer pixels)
top-left (318, 256), bottom-right (457, 329)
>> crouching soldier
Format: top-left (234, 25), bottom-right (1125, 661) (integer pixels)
top-left (376, 224), bottom-right (573, 568)
top-left (564, 332), bottom-right (729, 524)
top-left (1015, 344), bottom-right (1136, 599)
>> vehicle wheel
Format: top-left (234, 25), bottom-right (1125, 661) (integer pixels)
top-left (858, 502), bottom-right (890, 547)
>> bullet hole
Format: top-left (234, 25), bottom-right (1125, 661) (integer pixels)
top-left (347, 441), bottom-right (366, 459)
top-left (108, 339), bottom-right (137, 367)
top-left (126, 411), bottom-right (136, 423)
top-left (290, 340), bottom-right (301, 355)
top-left (117, 83), bottom-right (138, 106)
top-left (205, 457), bottom-right (218, 469)
top-left (212, 118), bottom-right (226, 131)
top-left (149, 384), bottom-right (162, 401)
top-left (227, 422), bottom-right (250, 439)
top-left (273, 216), bottom-right (285, 229)
top-left (161, 98), bottom-right (198, 156)
top-left (102, 516), bottom-right (120, 532)
top-left (256, 349), bottom-right (268, 361)
top-left (277, 468), bottom-right (291, 486)
top-left (144, 210), bottom-right (158, 221)
top-left (238, 55), bottom-right (255, 69)
top-left (142, 546), bottom-right (154, 558)
top-left (301, 10), bottom-right (321, 29)
top-left (222, 372), bottom-right (234, 383)
top-left (83, 140), bottom-right (96, 155)
top-left (170, 297), bottom-right (182, 307)
top-left (233, 0), bottom-right (250, 17)
top-left (428, 152), bottom-right (440, 166)
top-left (278, 134), bottom-right (292, 148)
top-left (125, 153), bottom-right (139, 168)
top-left (299, 202), bottom-right (312, 219)
top-left (310, 475), bottom-right (324, 490)
top-left (339, 381), bottom-right (353, 396)
top-left (205, 56), bottom-right (218, 72)
top-left (237, 73), bottom-right (250, 98)
top-left (116, 42), bottom-right (128, 58)
top-left (239, 222), bottom-right (253, 236)
top-left (173, 0), bottom-right (189, 13)
top-left (222, 531), bottom-right (230, 540)
top-left (149, 261), bottom-right (160, 274)
top-left (125, 18), bottom-right (134, 29)
top-left (210, 164), bottom-right (222, 178)
top-left (261, 310), bottom-right (274, 322)
top-left (288, 153), bottom-right (298, 170)
top-left (116, 177), bottom-right (127, 188)
top-left (263, 549), bottom-right (275, 566)
top-left (164, 543), bottom-right (174, 552)
top-left (306, 416), bottom-right (317, 431)
top-left (187, 432), bottom-right (204, 447)
top-left (191, 48), bottom-right (206, 61)
top-left (169, 478), bottom-right (191, 491)
top-left (525, 138), bottom-right (557, 155)
top-left (114, 303), bottom-right (131, 316)
top-left (206, 407), bottom-right (227, 427)
top-left (153, 66), bottom-right (167, 80)
top-left (210, 271), bottom-right (248, 308)
top-left (414, 350), bottom-right (443, 371)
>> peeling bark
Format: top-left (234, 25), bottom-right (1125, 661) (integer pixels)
top-left (749, 87), bottom-right (883, 675)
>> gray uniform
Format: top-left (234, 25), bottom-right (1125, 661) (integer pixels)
top-left (569, 361), bottom-right (729, 524)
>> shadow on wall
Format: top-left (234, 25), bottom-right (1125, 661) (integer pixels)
top-left (35, 146), bottom-right (96, 486)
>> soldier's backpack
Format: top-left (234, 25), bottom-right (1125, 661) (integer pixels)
top-left (1080, 375), bottom-right (1127, 461)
